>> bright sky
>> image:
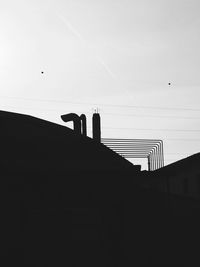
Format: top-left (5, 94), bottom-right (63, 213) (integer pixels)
top-left (1, 0), bottom-right (200, 170)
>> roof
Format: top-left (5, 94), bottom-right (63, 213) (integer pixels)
top-left (154, 153), bottom-right (200, 176)
top-left (1, 110), bottom-right (136, 173)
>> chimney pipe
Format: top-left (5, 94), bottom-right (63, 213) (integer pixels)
top-left (80, 114), bottom-right (87, 136)
top-left (92, 112), bottom-right (101, 142)
top-left (61, 113), bottom-right (81, 135)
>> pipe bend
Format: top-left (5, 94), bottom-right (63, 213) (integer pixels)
top-left (61, 113), bottom-right (80, 122)
top-left (61, 113), bottom-right (81, 134)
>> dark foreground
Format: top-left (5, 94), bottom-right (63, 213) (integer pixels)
top-left (8, 170), bottom-right (200, 266)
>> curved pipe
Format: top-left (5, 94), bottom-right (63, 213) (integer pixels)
top-left (148, 140), bottom-right (164, 170)
top-left (148, 142), bottom-right (161, 171)
top-left (152, 144), bottom-right (159, 170)
top-left (80, 114), bottom-right (87, 136)
top-left (61, 113), bottom-right (81, 135)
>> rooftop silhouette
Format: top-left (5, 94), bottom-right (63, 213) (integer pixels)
top-left (5, 110), bottom-right (200, 266)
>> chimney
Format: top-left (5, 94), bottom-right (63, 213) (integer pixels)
top-left (92, 112), bottom-right (101, 142)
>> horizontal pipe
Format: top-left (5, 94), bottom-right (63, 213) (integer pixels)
top-left (102, 138), bottom-right (164, 169)
top-left (102, 139), bottom-right (163, 142)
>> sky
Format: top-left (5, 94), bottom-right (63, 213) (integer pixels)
top-left (0, 0), bottom-right (200, 170)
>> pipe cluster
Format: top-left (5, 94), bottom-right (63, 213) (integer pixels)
top-left (61, 112), bottom-right (101, 142)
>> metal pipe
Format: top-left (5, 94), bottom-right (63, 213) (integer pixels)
top-left (102, 138), bottom-right (164, 170)
top-left (92, 113), bottom-right (101, 142)
top-left (61, 113), bottom-right (81, 134)
top-left (147, 155), bottom-right (151, 171)
top-left (80, 114), bottom-right (87, 136)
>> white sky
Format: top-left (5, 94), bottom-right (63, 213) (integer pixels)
top-left (0, 0), bottom-right (200, 170)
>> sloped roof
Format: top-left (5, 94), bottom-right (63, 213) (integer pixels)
top-left (1, 110), bottom-right (135, 173)
top-left (136, 153), bottom-right (200, 185)
top-left (154, 153), bottom-right (200, 176)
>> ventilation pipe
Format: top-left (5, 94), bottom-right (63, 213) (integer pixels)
top-left (80, 114), bottom-right (87, 136)
top-left (61, 113), bottom-right (81, 135)
top-left (92, 112), bottom-right (101, 142)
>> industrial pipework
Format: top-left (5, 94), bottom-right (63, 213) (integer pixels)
top-left (61, 113), bottom-right (82, 135)
top-left (61, 112), bottom-right (101, 142)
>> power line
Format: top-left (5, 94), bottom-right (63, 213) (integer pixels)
top-left (1, 104), bottom-right (200, 120)
top-left (101, 136), bottom-right (200, 142)
top-left (101, 112), bottom-right (200, 120)
top-left (165, 153), bottom-right (198, 155)
top-left (2, 103), bottom-right (200, 120)
top-left (1, 95), bottom-right (200, 112)
top-left (102, 126), bottom-right (200, 132)
top-left (0, 104), bottom-right (91, 114)
top-left (165, 138), bottom-right (200, 141)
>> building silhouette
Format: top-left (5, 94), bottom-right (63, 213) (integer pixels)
top-left (5, 110), bottom-right (200, 266)
top-left (141, 153), bottom-right (200, 200)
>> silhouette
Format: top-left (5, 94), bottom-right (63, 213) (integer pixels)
top-left (5, 110), bottom-right (138, 266)
top-left (61, 113), bottom-right (88, 137)
top-left (80, 113), bottom-right (87, 136)
top-left (143, 153), bottom-right (200, 199)
top-left (5, 110), bottom-right (200, 266)
top-left (61, 112), bottom-right (82, 134)
top-left (92, 112), bottom-right (101, 142)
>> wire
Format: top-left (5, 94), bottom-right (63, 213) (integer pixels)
top-left (165, 138), bottom-right (200, 141)
top-left (2, 104), bottom-right (200, 121)
top-left (0, 104), bottom-right (91, 114)
top-left (102, 126), bottom-right (200, 132)
top-left (1, 95), bottom-right (200, 112)
top-left (101, 112), bottom-right (200, 120)
top-left (165, 153), bottom-right (197, 155)
top-left (3, 103), bottom-right (200, 120)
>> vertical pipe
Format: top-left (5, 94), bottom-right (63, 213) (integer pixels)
top-left (149, 152), bottom-right (152, 171)
top-left (160, 140), bottom-right (164, 167)
top-left (159, 144), bottom-right (162, 169)
top-left (153, 148), bottom-right (156, 171)
top-left (147, 155), bottom-right (151, 171)
top-left (92, 112), bottom-right (101, 142)
top-left (153, 147), bottom-right (157, 170)
top-left (80, 114), bottom-right (87, 136)
top-left (155, 144), bottom-right (160, 170)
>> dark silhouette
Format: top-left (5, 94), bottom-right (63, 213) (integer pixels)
top-left (5, 110), bottom-right (200, 266)
top-left (61, 112), bottom-right (82, 134)
top-left (61, 113), bottom-right (87, 137)
top-left (80, 114), bottom-right (87, 136)
top-left (92, 112), bottom-right (101, 142)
